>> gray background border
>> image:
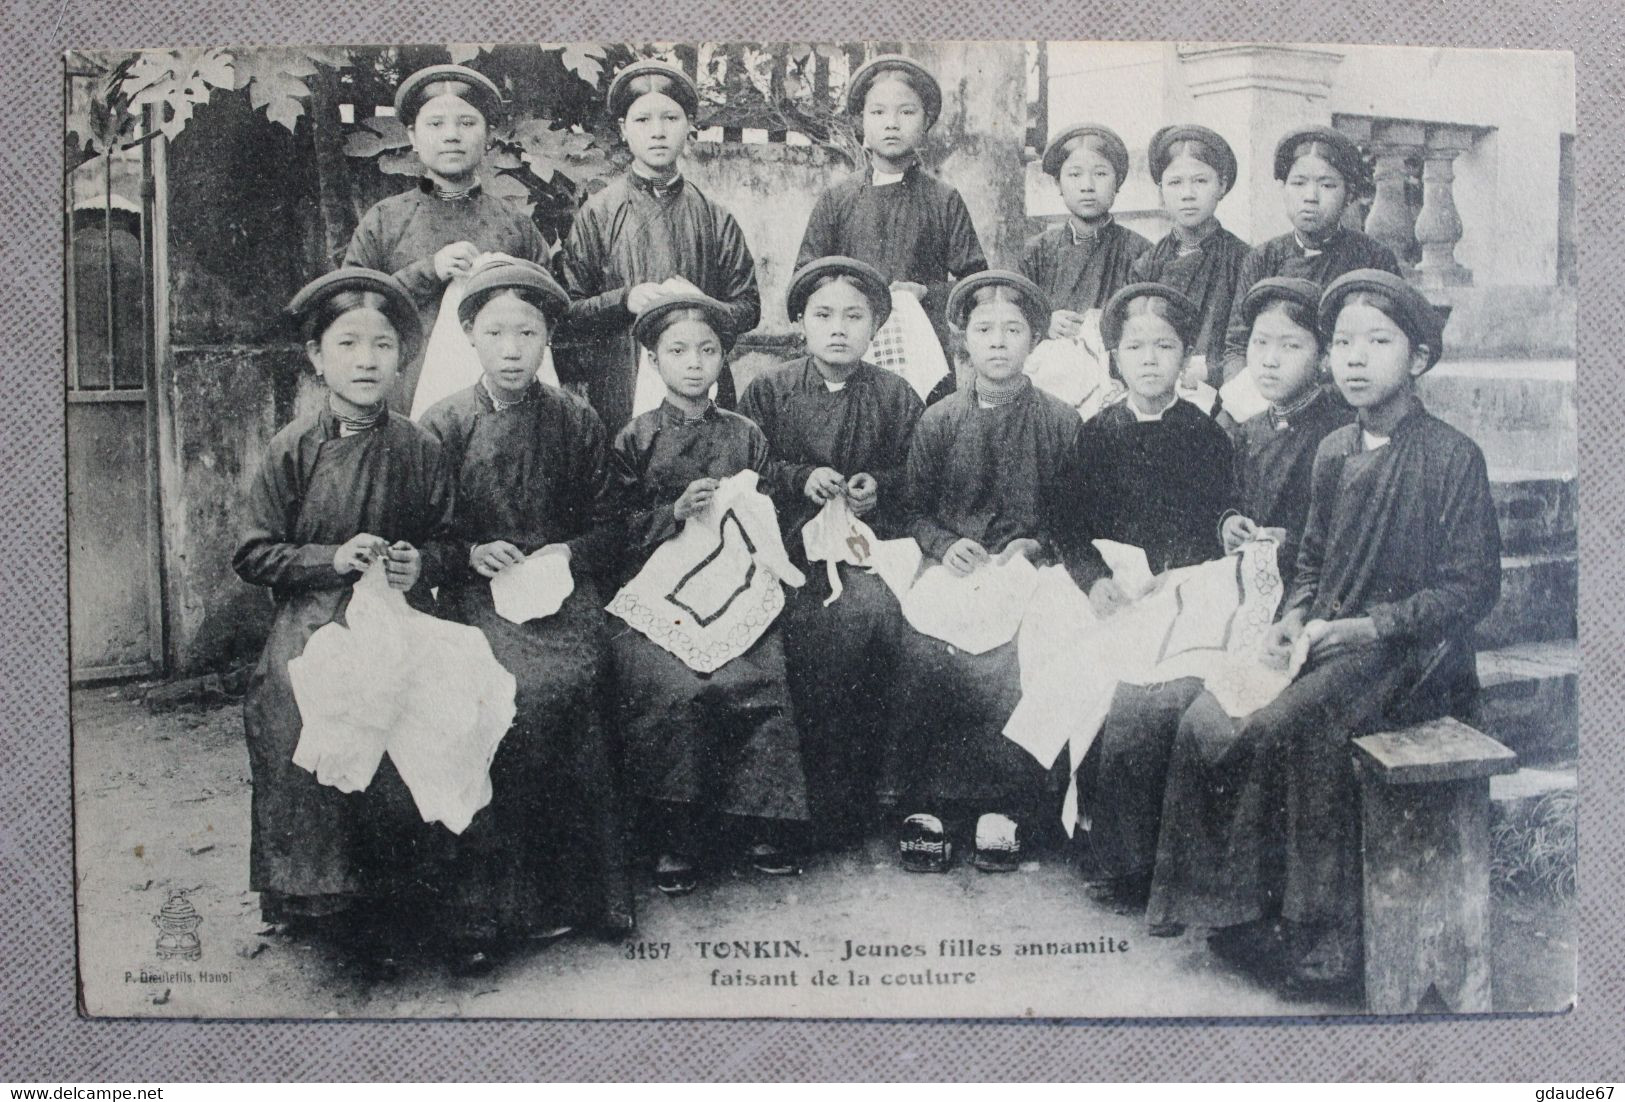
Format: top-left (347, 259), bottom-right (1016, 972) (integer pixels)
top-left (7, 0), bottom-right (1621, 1081)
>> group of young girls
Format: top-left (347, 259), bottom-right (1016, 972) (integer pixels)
top-left (234, 53), bottom-right (1502, 995)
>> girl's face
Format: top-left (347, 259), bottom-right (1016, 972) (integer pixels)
top-left (465, 292), bottom-right (549, 398)
top-left (652, 317), bottom-right (724, 400)
top-left (1057, 144), bottom-right (1119, 222)
top-left (1328, 301), bottom-right (1427, 413)
top-left (409, 92), bottom-right (487, 182)
top-left (1114, 309), bottom-right (1188, 407)
top-left (1248, 303), bottom-right (1323, 405)
top-left (619, 91), bottom-right (690, 173)
top-left (963, 297), bottom-right (1033, 383)
top-left (1283, 151), bottom-right (1349, 237)
top-left (802, 279), bottom-right (877, 369)
top-left (306, 307), bottom-right (401, 415)
top-left (1159, 152), bottom-right (1224, 232)
top-left (863, 76), bottom-right (927, 161)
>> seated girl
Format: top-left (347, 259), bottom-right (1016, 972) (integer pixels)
top-left (607, 292), bottom-right (810, 895)
top-left (888, 270), bottom-right (1081, 873)
top-left (417, 257), bottom-right (633, 974)
top-left (738, 257), bottom-right (925, 847)
top-left (1061, 282), bottom-right (1235, 922)
top-left (233, 269), bottom-right (452, 975)
top-left (1147, 269), bottom-right (1501, 992)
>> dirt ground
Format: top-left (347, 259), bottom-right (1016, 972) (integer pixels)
top-left (71, 687), bottom-right (1575, 1020)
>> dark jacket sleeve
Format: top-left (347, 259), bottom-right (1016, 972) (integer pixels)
top-left (562, 404), bottom-right (621, 580)
top-left (416, 402), bottom-right (479, 578)
top-left (1060, 420), bottom-right (1112, 590)
top-left (607, 423), bottom-right (680, 562)
top-left (1284, 440), bottom-right (1342, 617)
top-left (1221, 245), bottom-right (1271, 382)
top-left (904, 412), bottom-right (961, 562)
top-left (920, 188), bottom-right (989, 323)
top-left (872, 385), bottom-right (926, 533)
top-left (344, 203), bottom-right (443, 308)
top-left (559, 201), bottom-right (632, 334)
top-left (737, 376), bottom-right (817, 514)
top-left (410, 437), bottom-right (457, 599)
top-left (712, 210), bottom-right (761, 338)
top-left (1367, 442), bottom-right (1502, 643)
top-left (232, 436), bottom-right (348, 593)
top-left (796, 189), bottom-right (840, 270)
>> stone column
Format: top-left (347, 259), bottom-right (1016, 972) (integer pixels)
top-left (1364, 119), bottom-right (1424, 276)
top-left (1175, 44), bottom-right (1345, 241)
top-left (1415, 124), bottom-right (1477, 288)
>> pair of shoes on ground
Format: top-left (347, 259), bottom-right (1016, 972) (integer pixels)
top-left (899, 813), bottom-right (1020, 873)
top-left (655, 844), bottom-right (803, 896)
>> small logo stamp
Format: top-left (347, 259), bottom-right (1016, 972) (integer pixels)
top-left (152, 888), bottom-right (203, 961)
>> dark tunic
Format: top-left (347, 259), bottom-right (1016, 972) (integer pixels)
top-left (1219, 228), bottom-right (1401, 381)
top-left (1061, 397), bottom-right (1237, 877)
top-left (1232, 389), bottom-right (1355, 593)
top-left (418, 381), bottom-right (633, 937)
top-left (1019, 219), bottom-right (1153, 318)
top-left (738, 357), bottom-right (926, 837)
top-left (557, 173), bottom-right (760, 435)
top-left (1129, 226), bottom-right (1250, 385)
top-left (796, 161), bottom-right (988, 371)
top-left (1064, 398), bottom-right (1237, 590)
top-left (607, 401), bottom-right (808, 825)
top-left (1148, 398), bottom-right (1502, 932)
top-left (233, 408), bottom-right (453, 921)
top-left (343, 180), bottom-right (549, 414)
top-left (890, 382), bottom-right (1081, 817)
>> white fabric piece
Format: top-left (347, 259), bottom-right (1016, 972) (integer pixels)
top-left (607, 470), bottom-right (806, 673)
top-left (1217, 364), bottom-right (1270, 424)
top-left (863, 290), bottom-right (951, 402)
top-left (1002, 540), bottom-right (1293, 834)
top-left (489, 548), bottom-right (575, 624)
top-left (895, 553), bottom-right (1041, 656)
top-left (1092, 539), bottom-right (1156, 599)
top-left (410, 256), bottom-right (560, 421)
top-left (1179, 370), bottom-right (1220, 416)
top-left (1024, 338), bottom-right (1114, 416)
top-left (800, 496), bottom-right (882, 606)
top-left (288, 562), bottom-right (518, 834)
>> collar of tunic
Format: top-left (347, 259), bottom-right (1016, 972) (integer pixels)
top-left (628, 169), bottom-right (686, 199)
top-left (657, 396), bottom-right (719, 425)
top-left (416, 176), bottom-right (485, 202)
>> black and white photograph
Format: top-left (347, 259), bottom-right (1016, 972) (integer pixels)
top-left (65, 38), bottom-right (1578, 1019)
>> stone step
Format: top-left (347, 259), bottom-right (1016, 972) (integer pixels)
top-left (1490, 472), bottom-right (1576, 555)
top-left (1475, 640), bottom-right (1578, 763)
top-left (1474, 551), bottom-right (1578, 649)
top-left (1419, 360), bottom-right (1576, 474)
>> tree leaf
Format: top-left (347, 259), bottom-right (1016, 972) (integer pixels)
top-left (377, 149), bottom-right (422, 176)
top-left (558, 44), bottom-right (607, 87)
top-left (447, 44), bottom-right (490, 65)
top-left (341, 117), bottom-right (410, 158)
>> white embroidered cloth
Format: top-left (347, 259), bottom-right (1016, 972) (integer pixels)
top-left (607, 470), bottom-right (806, 673)
top-left (864, 290), bottom-right (951, 402)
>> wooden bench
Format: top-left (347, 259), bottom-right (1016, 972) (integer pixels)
top-left (1353, 717), bottom-right (1518, 1014)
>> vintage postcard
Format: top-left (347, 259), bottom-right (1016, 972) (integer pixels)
top-left (67, 39), bottom-right (1577, 1019)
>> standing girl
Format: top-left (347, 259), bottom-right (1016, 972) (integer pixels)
top-left (233, 269), bottom-right (452, 967)
top-left (417, 258), bottom-right (633, 973)
top-left (889, 270), bottom-right (1080, 873)
top-left (738, 257), bottom-right (925, 846)
top-left (344, 64), bottom-right (549, 414)
top-left (1129, 125), bottom-right (1250, 389)
top-left (1021, 124), bottom-right (1152, 344)
top-left (558, 61), bottom-right (761, 434)
top-left (1219, 126), bottom-right (1401, 381)
top-left (795, 53), bottom-right (988, 394)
